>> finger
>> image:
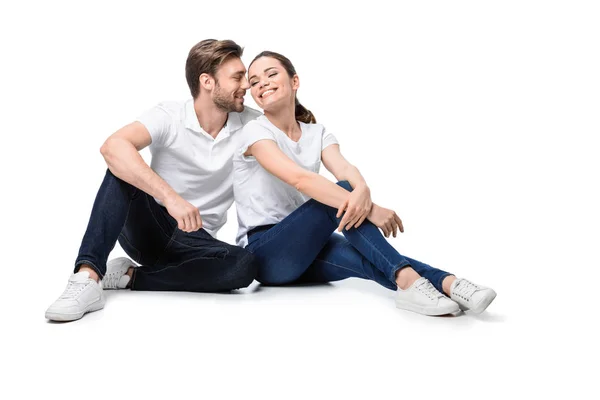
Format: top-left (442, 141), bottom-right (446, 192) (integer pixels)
top-left (345, 214), bottom-right (361, 230)
top-left (354, 213), bottom-right (368, 229)
top-left (391, 219), bottom-right (398, 238)
top-left (380, 225), bottom-right (389, 237)
top-left (338, 208), bottom-right (356, 232)
top-left (190, 214), bottom-right (199, 231)
top-left (336, 199), bottom-right (349, 218)
top-left (177, 218), bottom-right (185, 231)
top-left (195, 212), bottom-right (202, 231)
top-left (384, 223), bottom-right (393, 238)
top-left (394, 214), bottom-right (404, 233)
top-left (338, 214), bottom-right (352, 232)
top-left (183, 216), bottom-right (192, 232)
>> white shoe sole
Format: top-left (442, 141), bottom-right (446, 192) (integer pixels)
top-left (45, 298), bottom-right (105, 322)
top-left (395, 300), bottom-right (460, 316)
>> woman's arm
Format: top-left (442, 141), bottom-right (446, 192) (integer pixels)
top-left (321, 144), bottom-right (368, 190)
top-left (321, 144), bottom-right (403, 236)
top-left (249, 140), bottom-right (363, 225)
top-left (321, 144), bottom-right (372, 230)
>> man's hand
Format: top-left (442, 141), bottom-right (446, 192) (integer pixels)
top-left (163, 194), bottom-right (203, 232)
top-left (336, 184), bottom-right (373, 232)
top-left (367, 204), bottom-right (404, 238)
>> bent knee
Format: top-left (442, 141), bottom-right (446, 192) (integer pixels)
top-left (227, 249), bottom-right (257, 288)
top-left (336, 180), bottom-right (353, 192)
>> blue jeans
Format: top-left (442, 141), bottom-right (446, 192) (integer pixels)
top-left (246, 181), bottom-right (452, 292)
top-left (75, 170), bottom-right (257, 292)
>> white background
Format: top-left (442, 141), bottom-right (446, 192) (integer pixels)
top-left (1, 0), bottom-right (599, 398)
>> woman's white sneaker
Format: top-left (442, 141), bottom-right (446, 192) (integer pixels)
top-left (102, 257), bottom-right (136, 289)
top-left (450, 278), bottom-right (497, 314)
top-left (395, 277), bottom-right (460, 316)
top-left (45, 271), bottom-right (105, 321)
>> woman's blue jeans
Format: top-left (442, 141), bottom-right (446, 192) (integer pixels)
top-left (246, 181), bottom-right (452, 292)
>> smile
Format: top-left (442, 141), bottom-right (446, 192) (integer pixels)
top-left (261, 89), bottom-right (276, 98)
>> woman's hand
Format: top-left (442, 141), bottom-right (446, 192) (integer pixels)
top-left (367, 204), bottom-right (404, 238)
top-left (336, 184), bottom-right (373, 231)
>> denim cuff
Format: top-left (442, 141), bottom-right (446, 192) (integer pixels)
top-left (74, 260), bottom-right (104, 279)
top-left (390, 261), bottom-right (411, 286)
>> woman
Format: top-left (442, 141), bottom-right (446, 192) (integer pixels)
top-left (233, 51), bottom-right (496, 316)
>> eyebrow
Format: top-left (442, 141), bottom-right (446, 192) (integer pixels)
top-left (249, 67), bottom-right (277, 81)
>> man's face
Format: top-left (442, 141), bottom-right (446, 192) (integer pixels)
top-left (212, 57), bottom-right (249, 113)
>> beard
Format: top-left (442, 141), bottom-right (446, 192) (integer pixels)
top-left (213, 81), bottom-right (244, 113)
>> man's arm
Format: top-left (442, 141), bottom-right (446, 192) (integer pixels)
top-left (100, 122), bottom-right (202, 232)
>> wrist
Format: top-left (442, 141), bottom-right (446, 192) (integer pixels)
top-left (161, 189), bottom-right (180, 206)
top-left (355, 181), bottom-right (369, 190)
top-left (368, 203), bottom-right (380, 218)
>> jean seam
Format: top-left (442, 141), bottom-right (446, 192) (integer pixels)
top-left (353, 227), bottom-right (403, 282)
top-left (314, 258), bottom-right (366, 278)
top-left (118, 233), bottom-right (141, 261)
top-left (145, 195), bottom-right (175, 239)
top-left (143, 255), bottom-right (229, 275)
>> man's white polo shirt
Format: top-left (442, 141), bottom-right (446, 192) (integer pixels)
top-left (137, 99), bottom-right (261, 237)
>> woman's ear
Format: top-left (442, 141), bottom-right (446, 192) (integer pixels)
top-left (292, 74), bottom-right (300, 90)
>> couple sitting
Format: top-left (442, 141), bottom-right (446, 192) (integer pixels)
top-left (46, 39), bottom-right (496, 322)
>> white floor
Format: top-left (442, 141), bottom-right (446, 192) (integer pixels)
top-left (8, 262), bottom-right (594, 400)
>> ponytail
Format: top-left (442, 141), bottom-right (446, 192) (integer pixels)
top-left (295, 97), bottom-right (316, 124)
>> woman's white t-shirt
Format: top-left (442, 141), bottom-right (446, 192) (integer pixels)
top-left (233, 115), bottom-right (338, 247)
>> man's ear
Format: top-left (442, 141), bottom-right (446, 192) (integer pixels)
top-left (199, 73), bottom-right (214, 91)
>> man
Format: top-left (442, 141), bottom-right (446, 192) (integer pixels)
top-left (46, 39), bottom-right (261, 322)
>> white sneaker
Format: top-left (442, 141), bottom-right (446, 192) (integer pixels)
top-left (102, 257), bottom-right (136, 289)
top-left (450, 278), bottom-right (497, 314)
top-left (45, 271), bottom-right (105, 321)
top-left (395, 277), bottom-right (460, 316)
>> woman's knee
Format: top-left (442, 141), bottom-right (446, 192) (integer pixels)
top-left (336, 180), bottom-right (353, 192)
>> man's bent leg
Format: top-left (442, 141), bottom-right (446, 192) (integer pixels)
top-left (130, 228), bottom-right (257, 292)
top-left (74, 169), bottom-right (141, 278)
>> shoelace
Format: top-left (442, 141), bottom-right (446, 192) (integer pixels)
top-left (453, 279), bottom-right (480, 299)
top-left (59, 281), bottom-right (89, 299)
top-left (102, 271), bottom-right (122, 289)
top-left (415, 279), bottom-right (443, 300)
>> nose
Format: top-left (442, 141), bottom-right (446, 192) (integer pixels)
top-left (260, 79), bottom-right (270, 89)
top-left (241, 76), bottom-right (250, 90)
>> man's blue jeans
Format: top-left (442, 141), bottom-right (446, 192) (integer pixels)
top-left (74, 170), bottom-right (256, 292)
top-left (246, 181), bottom-right (451, 292)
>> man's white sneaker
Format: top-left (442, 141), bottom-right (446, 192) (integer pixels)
top-left (395, 277), bottom-right (460, 316)
top-left (450, 278), bottom-right (497, 314)
top-left (45, 271), bottom-right (105, 321)
top-left (102, 257), bottom-right (136, 289)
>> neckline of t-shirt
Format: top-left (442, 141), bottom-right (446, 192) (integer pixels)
top-left (260, 115), bottom-right (305, 145)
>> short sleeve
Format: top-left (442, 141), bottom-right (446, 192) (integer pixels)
top-left (239, 120), bottom-right (277, 154)
top-left (136, 105), bottom-right (175, 148)
top-left (322, 126), bottom-right (339, 151)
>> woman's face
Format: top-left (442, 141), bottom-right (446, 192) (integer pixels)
top-left (248, 56), bottom-right (299, 112)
